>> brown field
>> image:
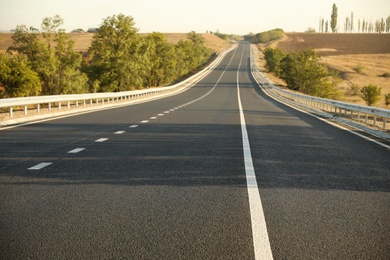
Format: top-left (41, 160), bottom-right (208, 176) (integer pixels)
top-left (258, 33), bottom-right (390, 108)
top-left (0, 32), bottom-right (231, 54)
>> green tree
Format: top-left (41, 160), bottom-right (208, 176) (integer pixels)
top-left (142, 33), bottom-right (176, 87)
top-left (0, 53), bottom-right (41, 98)
top-left (360, 85), bottom-right (381, 106)
top-left (88, 14), bottom-right (142, 92)
top-left (9, 15), bottom-right (88, 95)
top-left (331, 3), bottom-right (338, 33)
top-left (263, 47), bottom-right (285, 76)
top-left (280, 49), bottom-right (339, 98)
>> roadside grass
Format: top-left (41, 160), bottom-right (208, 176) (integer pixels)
top-left (319, 54), bottom-right (390, 108)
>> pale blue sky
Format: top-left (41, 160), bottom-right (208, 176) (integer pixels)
top-left (1, 0), bottom-right (388, 34)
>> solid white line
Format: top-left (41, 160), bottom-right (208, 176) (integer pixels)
top-left (67, 148), bottom-right (85, 153)
top-left (114, 131), bottom-right (125, 134)
top-left (95, 138), bottom-right (108, 142)
top-left (237, 45), bottom-right (273, 259)
top-left (28, 162), bottom-right (52, 170)
top-left (129, 125), bottom-right (138, 128)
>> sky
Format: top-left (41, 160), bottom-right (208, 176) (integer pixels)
top-left (1, 0), bottom-right (389, 34)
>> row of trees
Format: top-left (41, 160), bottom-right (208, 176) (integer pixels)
top-left (319, 4), bottom-right (390, 33)
top-left (0, 14), bottom-right (211, 98)
top-left (243, 29), bottom-right (284, 44)
top-left (263, 47), bottom-right (340, 99)
top-left (343, 13), bottom-right (390, 33)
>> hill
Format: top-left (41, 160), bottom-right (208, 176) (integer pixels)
top-left (0, 32), bottom-right (231, 54)
top-left (258, 33), bottom-right (390, 108)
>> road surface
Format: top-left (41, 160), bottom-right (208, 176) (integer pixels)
top-left (1, 42), bottom-right (389, 259)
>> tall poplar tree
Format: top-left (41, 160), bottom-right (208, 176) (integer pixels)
top-left (331, 3), bottom-right (338, 33)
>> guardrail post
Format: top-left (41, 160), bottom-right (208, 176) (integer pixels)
top-left (24, 105), bottom-right (28, 115)
top-left (37, 104), bottom-right (40, 113)
top-left (83, 100), bottom-right (86, 107)
top-left (58, 102), bottom-right (61, 111)
top-left (9, 107), bottom-right (13, 118)
top-left (48, 103), bottom-right (51, 112)
top-left (67, 101), bottom-right (71, 109)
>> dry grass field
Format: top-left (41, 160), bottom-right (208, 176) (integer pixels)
top-left (258, 33), bottom-right (390, 108)
top-left (0, 32), bottom-right (231, 54)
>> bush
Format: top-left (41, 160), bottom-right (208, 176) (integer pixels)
top-left (385, 94), bottom-right (390, 106)
top-left (360, 84), bottom-right (381, 106)
top-left (263, 47), bottom-right (286, 76)
top-left (380, 72), bottom-right (390, 78)
top-left (352, 65), bottom-right (365, 74)
top-left (279, 49), bottom-right (338, 98)
top-left (348, 84), bottom-right (360, 97)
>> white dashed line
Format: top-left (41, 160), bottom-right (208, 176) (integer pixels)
top-left (67, 148), bottom-right (85, 154)
top-left (164, 111), bottom-right (170, 114)
top-left (95, 138), bottom-right (109, 142)
top-left (150, 117), bottom-right (157, 120)
top-left (28, 162), bottom-right (53, 170)
top-left (115, 131), bottom-right (125, 134)
top-left (158, 114), bottom-right (164, 116)
top-left (141, 120), bottom-right (149, 123)
top-left (130, 125), bottom-right (138, 128)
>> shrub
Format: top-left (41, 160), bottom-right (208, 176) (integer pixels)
top-left (348, 84), bottom-right (360, 97)
top-left (352, 65), bottom-right (365, 74)
top-left (263, 47), bottom-right (286, 76)
top-left (279, 49), bottom-right (338, 98)
top-left (385, 94), bottom-right (390, 106)
top-left (360, 84), bottom-right (381, 106)
top-left (380, 72), bottom-right (390, 78)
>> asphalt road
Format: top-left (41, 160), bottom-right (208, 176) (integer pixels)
top-left (1, 42), bottom-right (389, 259)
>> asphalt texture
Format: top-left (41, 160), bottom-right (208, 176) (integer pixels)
top-left (0, 42), bottom-right (389, 259)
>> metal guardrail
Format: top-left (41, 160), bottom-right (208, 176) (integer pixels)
top-left (0, 45), bottom-right (236, 122)
top-left (250, 47), bottom-right (390, 139)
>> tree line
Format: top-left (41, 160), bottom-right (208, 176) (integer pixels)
top-left (319, 3), bottom-right (390, 33)
top-left (0, 14), bottom-right (211, 98)
top-left (243, 29), bottom-right (284, 44)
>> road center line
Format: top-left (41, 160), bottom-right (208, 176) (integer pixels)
top-left (129, 125), bottom-right (139, 128)
top-left (95, 138), bottom-right (108, 142)
top-left (114, 131), bottom-right (125, 134)
top-left (28, 162), bottom-right (53, 170)
top-left (68, 148), bottom-right (85, 153)
top-left (236, 44), bottom-right (273, 260)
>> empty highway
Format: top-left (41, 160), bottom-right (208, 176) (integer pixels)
top-left (1, 42), bottom-right (389, 259)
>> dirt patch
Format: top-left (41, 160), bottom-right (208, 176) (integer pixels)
top-left (277, 33), bottom-right (390, 56)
